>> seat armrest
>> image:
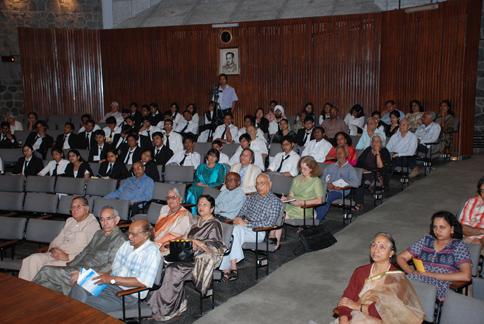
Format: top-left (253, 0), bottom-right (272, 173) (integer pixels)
top-left (116, 286), bottom-right (148, 297)
top-left (37, 246), bottom-right (49, 253)
top-left (252, 225), bottom-right (278, 232)
top-left (450, 280), bottom-right (471, 289)
top-left (0, 240), bottom-right (18, 250)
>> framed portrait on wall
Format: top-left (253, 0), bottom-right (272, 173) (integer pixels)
top-left (219, 48), bottom-right (240, 75)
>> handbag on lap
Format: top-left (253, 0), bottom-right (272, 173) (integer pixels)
top-left (165, 240), bottom-right (194, 262)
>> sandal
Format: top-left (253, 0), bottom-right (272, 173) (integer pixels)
top-left (228, 270), bottom-right (239, 281)
top-left (222, 271), bottom-right (231, 282)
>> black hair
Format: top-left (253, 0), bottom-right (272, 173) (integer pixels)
top-left (410, 100), bottom-right (424, 112)
top-left (198, 194), bottom-right (216, 210)
top-left (127, 133), bottom-right (138, 141)
top-left (371, 232), bottom-right (397, 264)
top-left (85, 119), bottom-right (95, 126)
top-left (303, 116), bottom-right (315, 123)
top-left (149, 102), bottom-right (159, 109)
top-left (68, 149), bottom-right (84, 162)
top-left (239, 133), bottom-right (251, 143)
top-left (152, 132), bottom-right (163, 139)
top-left (281, 135), bottom-right (294, 144)
top-left (186, 103), bottom-right (197, 114)
top-left (205, 148), bottom-right (220, 162)
top-left (94, 129), bottom-right (105, 137)
top-left (170, 103), bottom-right (179, 111)
top-left (218, 73), bottom-right (228, 80)
top-left (313, 126), bottom-right (325, 134)
top-left (350, 104), bottom-right (365, 118)
top-left (243, 114), bottom-right (255, 125)
top-left (105, 116), bottom-right (117, 125)
top-left (270, 100), bottom-right (278, 106)
top-left (224, 112), bottom-right (234, 119)
top-left (22, 143), bottom-right (34, 151)
top-left (241, 148), bottom-right (255, 164)
top-left (106, 148), bottom-right (118, 156)
top-left (477, 176), bottom-right (484, 195)
top-left (1, 121), bottom-right (10, 128)
top-left (211, 139), bottom-right (223, 147)
top-left (141, 148), bottom-right (152, 156)
top-left (51, 147), bottom-right (63, 156)
top-left (129, 102), bottom-right (138, 108)
top-left (430, 211), bottom-right (463, 240)
top-left (164, 118), bottom-right (174, 126)
top-left (225, 52), bottom-right (234, 58)
top-left (28, 111), bottom-right (38, 119)
top-left (384, 100), bottom-right (396, 106)
top-left (371, 110), bottom-right (381, 118)
top-left (35, 120), bottom-right (48, 129)
top-left (389, 110), bottom-right (401, 119)
top-left (64, 122), bottom-right (75, 131)
top-left (334, 131), bottom-right (352, 146)
top-left (183, 135), bottom-right (194, 143)
top-left (440, 100), bottom-right (454, 116)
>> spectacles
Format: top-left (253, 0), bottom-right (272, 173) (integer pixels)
top-left (100, 216), bottom-right (116, 222)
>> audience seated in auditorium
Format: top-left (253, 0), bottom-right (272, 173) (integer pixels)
top-left (380, 100), bottom-right (404, 125)
top-left (320, 106), bottom-right (349, 140)
top-left (63, 149), bottom-right (92, 179)
top-left (151, 131), bottom-right (173, 167)
top-left (271, 118), bottom-right (296, 144)
top-left (54, 122), bottom-right (82, 151)
top-left (0, 121), bottom-right (19, 148)
top-left (105, 161), bottom-right (154, 205)
top-left (334, 232), bottom-right (424, 324)
top-left (6, 112), bottom-right (23, 133)
top-left (38, 147), bottom-right (69, 176)
top-left (149, 195), bottom-right (225, 321)
top-left (88, 130), bottom-right (111, 163)
top-left (406, 100), bottom-right (424, 132)
top-left (415, 111), bottom-right (441, 149)
top-left (211, 139), bottom-right (230, 164)
top-left (301, 126), bottom-right (333, 163)
top-left (137, 148), bottom-right (160, 182)
top-left (254, 107), bottom-right (269, 135)
top-left (215, 172), bottom-right (246, 220)
top-left (293, 110), bottom-right (307, 132)
top-left (344, 104), bottom-right (365, 136)
top-left (213, 113), bottom-right (238, 144)
top-left (103, 116), bottom-right (120, 145)
top-left (102, 101), bottom-right (124, 126)
top-left (25, 120), bottom-right (53, 159)
top-left (230, 148), bottom-right (262, 194)
top-left (138, 118), bottom-right (160, 148)
top-left (119, 133), bottom-right (142, 166)
top-left (78, 119), bottom-right (98, 151)
top-left (436, 100), bottom-right (458, 154)
top-left (355, 117), bottom-right (386, 151)
top-left (325, 132), bottom-right (357, 166)
top-left (19, 196), bottom-right (99, 281)
top-left (33, 206), bottom-right (126, 295)
top-left (384, 110), bottom-right (400, 138)
top-left (237, 114), bottom-right (266, 144)
top-left (127, 102), bottom-right (142, 128)
top-left (268, 105), bottom-right (286, 135)
top-left (175, 110), bottom-right (198, 137)
top-left (316, 145), bottom-right (360, 220)
top-left (267, 136), bottom-right (300, 177)
top-left (13, 144), bottom-right (44, 176)
top-left (220, 174), bottom-right (283, 281)
top-left (153, 188), bottom-right (192, 249)
top-left (185, 103), bottom-right (199, 128)
top-left (163, 118), bottom-right (184, 153)
top-left (295, 116), bottom-right (315, 147)
top-left (166, 102), bottom-right (183, 130)
top-left (318, 102), bottom-right (333, 125)
top-left (197, 101), bottom-right (217, 142)
top-left (97, 149), bottom-right (129, 180)
top-left (25, 111), bottom-right (38, 132)
top-left (166, 135), bottom-right (201, 168)
top-left (78, 114), bottom-right (101, 134)
top-left (112, 125), bottom-right (130, 153)
top-left (397, 211), bottom-right (472, 301)
top-left (186, 149), bottom-right (227, 209)
top-left (229, 133), bottom-right (266, 171)
top-left (70, 219), bottom-right (161, 314)
top-left (148, 102), bottom-right (163, 126)
top-left (458, 176), bottom-right (484, 246)
top-left (370, 111), bottom-right (386, 132)
top-left (385, 118), bottom-right (418, 177)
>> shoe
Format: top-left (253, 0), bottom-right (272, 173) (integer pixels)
top-left (228, 270), bottom-right (239, 281)
top-left (409, 167), bottom-right (422, 178)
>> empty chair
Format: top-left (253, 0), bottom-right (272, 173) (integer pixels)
top-left (77, 149), bottom-right (89, 162)
top-left (152, 182), bottom-right (186, 203)
top-left (14, 130), bottom-right (30, 144)
top-left (0, 217), bottom-right (27, 259)
top-left (223, 143), bottom-right (239, 157)
top-left (408, 278), bottom-right (437, 323)
top-left (164, 165), bottom-right (194, 183)
top-left (269, 142), bottom-right (283, 157)
top-left (194, 142), bottom-right (211, 156)
top-left (89, 162), bottom-right (100, 177)
top-left (86, 178), bottom-right (118, 197)
top-left (23, 192), bottom-right (59, 214)
top-left (57, 194), bottom-right (75, 216)
top-left (54, 177), bottom-right (86, 195)
top-left (0, 175), bottom-right (25, 192)
top-left (439, 290), bottom-right (484, 324)
top-left (25, 176), bottom-right (56, 193)
top-left (268, 172), bottom-right (293, 196)
top-left (202, 186), bottom-right (220, 199)
top-left (93, 197), bottom-right (130, 221)
top-left (0, 192), bottom-right (25, 212)
top-left (132, 202), bottom-right (163, 224)
top-left (0, 148), bottom-right (23, 165)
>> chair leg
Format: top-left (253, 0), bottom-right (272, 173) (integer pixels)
top-left (266, 235), bottom-right (270, 276)
top-left (255, 231), bottom-right (259, 280)
top-left (138, 291), bottom-right (142, 323)
top-left (122, 295), bottom-right (126, 322)
top-left (199, 289), bottom-right (204, 316)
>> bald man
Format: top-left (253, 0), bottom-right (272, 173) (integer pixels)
top-left (104, 161), bottom-right (154, 204)
top-left (219, 173), bottom-right (284, 280)
top-left (215, 172), bottom-right (246, 219)
top-left (70, 219), bottom-right (161, 313)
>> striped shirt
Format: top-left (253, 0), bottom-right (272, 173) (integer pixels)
top-left (111, 240), bottom-right (161, 299)
top-left (459, 196), bottom-right (484, 238)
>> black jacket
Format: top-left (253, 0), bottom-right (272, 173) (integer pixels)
top-left (98, 160), bottom-right (129, 180)
top-left (78, 131), bottom-right (97, 151)
top-left (88, 143), bottom-right (112, 162)
top-left (119, 147), bottom-right (142, 165)
top-left (54, 133), bottom-right (83, 150)
top-left (152, 145), bottom-right (173, 166)
top-left (295, 128), bottom-right (314, 147)
top-left (112, 134), bottom-right (128, 154)
top-left (13, 156), bottom-right (44, 176)
top-left (0, 134), bottom-right (19, 148)
top-left (255, 117), bottom-right (270, 134)
top-left (63, 162), bottom-right (93, 178)
top-left (25, 132), bottom-right (54, 159)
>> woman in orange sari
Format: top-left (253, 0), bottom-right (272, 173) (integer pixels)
top-left (154, 188), bottom-right (192, 251)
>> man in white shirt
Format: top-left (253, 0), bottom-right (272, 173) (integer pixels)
top-left (386, 118), bottom-right (419, 177)
top-left (415, 111), bottom-right (441, 149)
top-left (166, 136), bottom-right (201, 168)
top-left (102, 101), bottom-right (124, 126)
top-left (268, 136), bottom-right (300, 177)
top-left (103, 116), bottom-right (121, 144)
top-left (237, 115), bottom-right (266, 143)
top-left (163, 119), bottom-right (183, 154)
top-left (38, 148), bottom-right (69, 176)
top-left (6, 113), bottom-right (23, 133)
top-left (301, 127), bottom-right (332, 163)
top-left (213, 113), bottom-right (238, 144)
top-left (229, 133), bottom-right (266, 171)
top-left (175, 110), bottom-right (198, 136)
top-left (212, 139), bottom-right (230, 164)
top-left (138, 118), bottom-right (161, 148)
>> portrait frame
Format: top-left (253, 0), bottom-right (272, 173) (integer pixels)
top-left (219, 48), bottom-right (240, 75)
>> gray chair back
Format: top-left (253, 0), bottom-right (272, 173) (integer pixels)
top-left (89, 162), bottom-right (100, 177)
top-left (152, 182), bottom-right (186, 202)
top-left (268, 172), bottom-right (293, 196)
top-left (146, 202), bottom-right (163, 225)
top-left (25, 218), bottom-right (65, 243)
top-left (86, 178), bottom-right (118, 197)
top-left (473, 277), bottom-right (484, 301)
top-left (25, 176), bottom-right (56, 193)
top-left (57, 194), bottom-right (74, 215)
top-left (222, 143), bottom-right (239, 157)
top-left (77, 149), bottom-right (89, 162)
top-left (439, 290), bottom-right (484, 324)
top-left (269, 143), bottom-right (283, 157)
top-left (93, 197), bottom-right (130, 221)
top-left (14, 130), bottom-right (30, 144)
top-left (353, 167), bottom-right (363, 187)
top-left (0, 216), bottom-right (27, 240)
top-left (202, 187), bottom-right (220, 199)
top-left (194, 142), bottom-right (211, 156)
top-left (466, 243), bottom-right (482, 277)
top-left (24, 192), bottom-right (59, 214)
top-left (408, 278), bottom-right (437, 322)
top-left (55, 177), bottom-right (86, 195)
top-left (164, 165), bottom-right (194, 183)
top-left (0, 148), bottom-right (23, 164)
top-left (0, 192), bottom-right (25, 211)
top-left (0, 175), bottom-right (25, 192)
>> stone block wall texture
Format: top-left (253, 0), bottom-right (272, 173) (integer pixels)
top-left (0, 0), bottom-right (102, 118)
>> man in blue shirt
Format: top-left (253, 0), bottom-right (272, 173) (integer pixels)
top-left (105, 161), bottom-right (154, 205)
top-left (215, 74), bottom-right (238, 117)
top-left (215, 172), bottom-right (246, 219)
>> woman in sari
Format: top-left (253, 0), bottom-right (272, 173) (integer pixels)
top-left (185, 149), bottom-right (227, 212)
top-left (149, 195), bottom-right (225, 321)
top-left (435, 100), bottom-right (457, 155)
top-left (335, 232), bottom-right (424, 324)
top-left (153, 188), bottom-right (192, 250)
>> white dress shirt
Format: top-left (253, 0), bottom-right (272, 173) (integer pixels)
top-left (213, 124), bottom-right (239, 142)
top-left (229, 139), bottom-right (267, 171)
top-left (268, 121), bottom-right (279, 135)
top-left (62, 133), bottom-right (71, 150)
top-left (139, 126), bottom-right (161, 140)
top-left (386, 130), bottom-right (418, 157)
top-left (38, 159), bottom-right (69, 176)
top-left (78, 124), bottom-right (101, 134)
top-left (301, 138), bottom-right (332, 163)
top-left (102, 111), bottom-right (124, 126)
top-left (218, 152), bottom-right (230, 164)
top-left (415, 122), bottom-right (441, 144)
top-left (103, 126), bottom-right (121, 143)
top-left (344, 114), bottom-right (366, 136)
top-left (169, 112), bottom-right (184, 129)
top-left (124, 148), bottom-right (137, 165)
top-left (163, 131), bottom-right (183, 154)
top-left (167, 150), bottom-right (201, 168)
top-left (268, 151), bottom-right (300, 176)
top-left (175, 119), bottom-right (198, 135)
top-left (236, 127), bottom-right (266, 143)
top-left (10, 121), bottom-right (23, 133)
top-left (32, 135), bottom-right (43, 151)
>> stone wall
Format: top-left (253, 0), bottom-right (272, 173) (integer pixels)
top-left (0, 0), bottom-right (102, 118)
top-left (475, 1), bottom-right (484, 150)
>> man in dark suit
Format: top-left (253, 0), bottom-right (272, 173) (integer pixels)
top-left (78, 119), bottom-right (97, 151)
top-left (13, 144), bottom-right (44, 176)
top-left (25, 120), bottom-right (54, 159)
top-left (54, 122), bottom-right (82, 150)
top-left (151, 132), bottom-right (173, 167)
top-left (97, 149), bottom-right (130, 180)
top-left (0, 121), bottom-right (19, 148)
top-left (119, 134), bottom-right (141, 165)
top-left (295, 116), bottom-right (315, 147)
top-left (88, 129), bottom-right (111, 162)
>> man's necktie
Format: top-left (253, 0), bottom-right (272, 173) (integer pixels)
top-left (23, 160), bottom-right (29, 175)
top-left (221, 126), bottom-right (228, 139)
top-left (124, 151), bottom-right (132, 164)
top-left (179, 154), bottom-right (188, 166)
top-left (53, 163), bottom-right (59, 176)
top-left (276, 155), bottom-right (290, 172)
top-left (107, 163), bottom-right (113, 175)
top-left (147, 130), bottom-right (150, 138)
top-left (303, 132), bottom-right (310, 144)
top-left (99, 146), bottom-right (103, 156)
top-left (166, 135), bottom-right (170, 150)
top-left (181, 122), bottom-right (189, 133)
top-left (156, 148), bottom-right (160, 156)
top-left (86, 133), bottom-right (91, 150)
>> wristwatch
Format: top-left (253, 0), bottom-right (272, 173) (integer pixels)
top-left (110, 278), bottom-right (116, 285)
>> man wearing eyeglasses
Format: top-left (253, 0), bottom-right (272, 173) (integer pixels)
top-left (32, 206), bottom-right (126, 295)
top-left (69, 219), bottom-right (161, 314)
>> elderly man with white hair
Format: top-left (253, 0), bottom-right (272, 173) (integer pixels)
top-left (102, 101), bottom-right (124, 126)
top-left (219, 173), bottom-right (284, 281)
top-left (33, 206), bottom-right (126, 295)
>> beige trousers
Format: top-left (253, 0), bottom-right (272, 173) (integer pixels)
top-left (18, 253), bottom-right (67, 281)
